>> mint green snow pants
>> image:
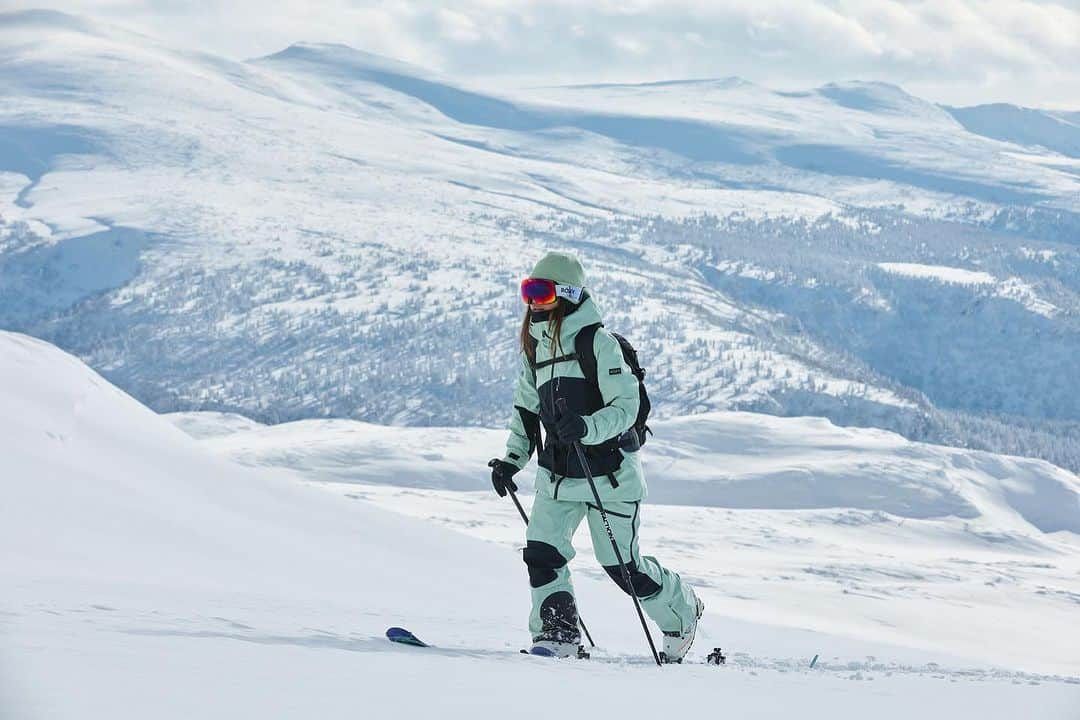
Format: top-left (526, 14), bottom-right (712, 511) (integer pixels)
top-left (524, 493), bottom-right (699, 642)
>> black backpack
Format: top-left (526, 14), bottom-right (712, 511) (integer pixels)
top-left (574, 323), bottom-right (653, 448)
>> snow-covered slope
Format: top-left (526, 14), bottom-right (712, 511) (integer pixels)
top-left (4, 330), bottom-right (1080, 720)
top-left (1, 10), bottom-right (1079, 473)
top-left (0, 330), bottom-right (516, 626)
top-left (0, 330), bottom-right (520, 715)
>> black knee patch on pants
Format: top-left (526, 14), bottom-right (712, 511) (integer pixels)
top-left (538, 591), bottom-right (579, 643)
top-left (523, 541), bottom-right (568, 588)
top-left (603, 562), bottom-right (661, 598)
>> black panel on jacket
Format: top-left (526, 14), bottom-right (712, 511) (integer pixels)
top-left (535, 375), bottom-right (624, 478)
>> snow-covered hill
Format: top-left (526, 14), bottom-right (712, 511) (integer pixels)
top-left (4, 331), bottom-right (1080, 719)
top-left (0, 330), bottom-right (528, 715)
top-left (1, 10), bottom-right (1078, 472)
top-left (170, 409), bottom-right (1080, 533)
top-left (947, 104), bottom-right (1080, 160)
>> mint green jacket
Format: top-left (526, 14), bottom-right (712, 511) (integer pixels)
top-left (501, 295), bottom-right (647, 502)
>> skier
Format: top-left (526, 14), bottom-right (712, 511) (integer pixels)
top-left (488, 251), bottom-right (703, 662)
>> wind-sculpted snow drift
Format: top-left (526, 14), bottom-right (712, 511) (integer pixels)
top-left (3, 331), bottom-right (1080, 720)
top-left (1, 10), bottom-right (1079, 474)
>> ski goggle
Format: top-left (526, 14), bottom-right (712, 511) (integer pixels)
top-left (521, 277), bottom-right (557, 305)
top-left (520, 278), bottom-right (583, 305)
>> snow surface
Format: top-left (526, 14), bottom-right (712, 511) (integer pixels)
top-left (4, 331), bottom-right (1079, 719)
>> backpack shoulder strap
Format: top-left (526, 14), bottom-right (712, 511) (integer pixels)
top-left (532, 353), bottom-right (577, 371)
top-left (574, 322), bottom-right (603, 386)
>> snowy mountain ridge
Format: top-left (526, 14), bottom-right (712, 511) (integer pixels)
top-left (1, 10), bottom-right (1078, 472)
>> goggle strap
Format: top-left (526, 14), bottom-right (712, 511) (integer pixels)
top-left (554, 284), bottom-right (583, 303)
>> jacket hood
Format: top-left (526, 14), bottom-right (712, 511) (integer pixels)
top-left (529, 294), bottom-right (604, 345)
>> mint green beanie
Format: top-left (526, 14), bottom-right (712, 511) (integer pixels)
top-left (530, 251), bottom-right (586, 289)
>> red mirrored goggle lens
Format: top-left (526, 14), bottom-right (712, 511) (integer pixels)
top-left (520, 277), bottom-right (557, 304)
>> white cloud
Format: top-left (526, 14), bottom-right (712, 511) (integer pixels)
top-left (683, 31), bottom-right (705, 47)
top-left (437, 8), bottom-right (481, 43)
top-left (612, 35), bottom-right (648, 56)
top-left (9, 0), bottom-right (1080, 107)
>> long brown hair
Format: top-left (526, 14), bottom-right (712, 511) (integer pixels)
top-left (520, 300), bottom-right (569, 365)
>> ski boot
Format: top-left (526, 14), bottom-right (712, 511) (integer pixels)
top-left (659, 595), bottom-right (704, 664)
top-left (527, 639), bottom-right (588, 658)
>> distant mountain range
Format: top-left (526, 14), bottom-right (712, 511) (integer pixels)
top-left (1, 9), bottom-right (1077, 471)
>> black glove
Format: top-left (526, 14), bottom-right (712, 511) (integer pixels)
top-left (488, 458), bottom-right (519, 497)
top-left (554, 411), bottom-right (588, 444)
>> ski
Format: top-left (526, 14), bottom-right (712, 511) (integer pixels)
top-left (389, 628), bottom-right (676, 665)
top-left (386, 627), bottom-right (429, 647)
top-left (519, 646), bottom-right (591, 659)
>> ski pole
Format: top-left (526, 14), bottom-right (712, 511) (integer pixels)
top-left (506, 486), bottom-right (531, 526)
top-left (556, 398), bottom-right (663, 667)
top-left (507, 486), bottom-right (596, 648)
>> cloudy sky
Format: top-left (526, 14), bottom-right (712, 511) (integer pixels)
top-left (13, 0), bottom-right (1080, 108)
